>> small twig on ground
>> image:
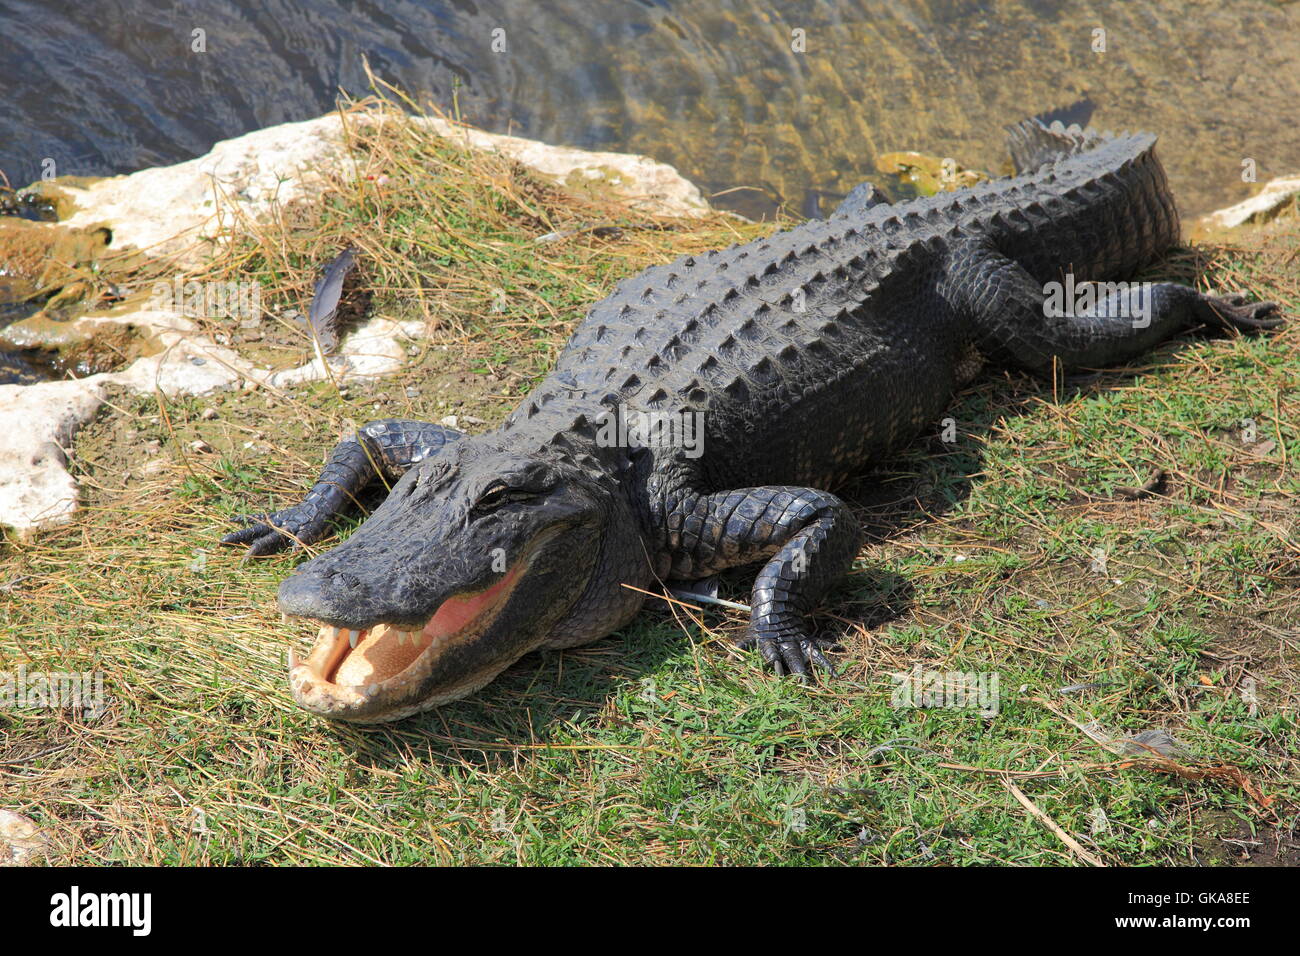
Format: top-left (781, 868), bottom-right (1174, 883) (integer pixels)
top-left (1002, 777), bottom-right (1106, 867)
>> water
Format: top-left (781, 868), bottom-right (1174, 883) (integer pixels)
top-left (2, 0), bottom-right (1298, 380)
top-left (3, 0), bottom-right (1298, 219)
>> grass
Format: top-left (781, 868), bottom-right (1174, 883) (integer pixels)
top-left (2, 91), bottom-right (1298, 866)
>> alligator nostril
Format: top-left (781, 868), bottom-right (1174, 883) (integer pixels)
top-left (277, 571), bottom-right (320, 616)
top-left (326, 569), bottom-right (363, 592)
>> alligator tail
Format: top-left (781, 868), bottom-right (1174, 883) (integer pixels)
top-left (1004, 98), bottom-right (1102, 174)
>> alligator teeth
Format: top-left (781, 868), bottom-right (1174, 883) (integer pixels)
top-left (367, 684), bottom-right (379, 697)
top-left (348, 629), bottom-right (359, 649)
top-left (287, 647), bottom-right (299, 669)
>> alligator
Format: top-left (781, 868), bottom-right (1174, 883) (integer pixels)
top-left (222, 113), bottom-right (1282, 722)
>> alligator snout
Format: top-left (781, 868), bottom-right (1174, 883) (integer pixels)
top-left (277, 563), bottom-right (378, 630)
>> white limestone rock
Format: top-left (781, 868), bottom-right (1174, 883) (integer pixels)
top-left (0, 810), bottom-right (51, 867)
top-left (417, 116), bottom-right (710, 218)
top-left (1198, 175), bottom-right (1300, 230)
top-left (49, 111), bottom-right (709, 266)
top-left (56, 115), bottom-right (354, 264)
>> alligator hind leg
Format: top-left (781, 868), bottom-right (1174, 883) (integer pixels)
top-left (946, 239), bottom-right (1283, 374)
top-left (221, 419), bottom-right (462, 557)
top-left (662, 486), bottom-right (862, 677)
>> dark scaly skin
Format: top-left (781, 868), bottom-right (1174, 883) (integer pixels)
top-left (224, 420), bottom-right (461, 555)
top-left (224, 117), bottom-right (1282, 721)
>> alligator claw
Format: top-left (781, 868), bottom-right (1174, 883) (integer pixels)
top-left (221, 510), bottom-right (310, 558)
top-left (803, 639), bottom-right (837, 675)
top-left (1199, 294), bottom-right (1285, 333)
top-left (221, 514), bottom-right (267, 542)
top-left (738, 631), bottom-right (837, 681)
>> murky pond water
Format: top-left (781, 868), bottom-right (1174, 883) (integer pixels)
top-left (2, 0), bottom-right (1298, 380)
top-left (3, 0), bottom-right (1298, 218)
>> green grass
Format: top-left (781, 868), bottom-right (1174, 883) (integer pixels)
top-left (2, 93), bottom-right (1298, 865)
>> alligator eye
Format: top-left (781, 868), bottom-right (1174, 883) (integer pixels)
top-left (472, 482), bottom-right (533, 516)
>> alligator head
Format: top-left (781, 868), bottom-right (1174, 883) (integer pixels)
top-left (276, 434), bottom-right (648, 722)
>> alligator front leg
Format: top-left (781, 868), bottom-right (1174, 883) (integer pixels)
top-left (221, 419), bottom-right (462, 557)
top-left (946, 238), bottom-right (1283, 374)
top-left (663, 486), bottom-right (862, 677)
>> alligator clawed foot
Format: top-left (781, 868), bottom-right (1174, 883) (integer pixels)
top-left (220, 512), bottom-right (306, 558)
top-left (1200, 293), bottom-right (1286, 333)
top-left (739, 631), bottom-right (838, 681)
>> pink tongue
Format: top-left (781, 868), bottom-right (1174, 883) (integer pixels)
top-left (426, 564), bottom-right (523, 638)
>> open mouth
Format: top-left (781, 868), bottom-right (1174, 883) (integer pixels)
top-left (286, 561), bottom-right (527, 721)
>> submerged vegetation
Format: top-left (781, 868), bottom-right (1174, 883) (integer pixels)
top-left (1, 89), bottom-right (1298, 865)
